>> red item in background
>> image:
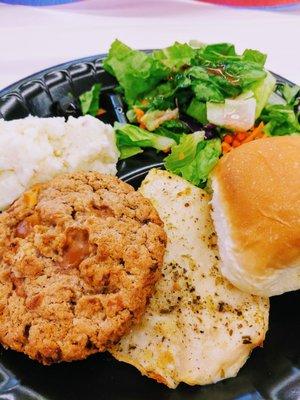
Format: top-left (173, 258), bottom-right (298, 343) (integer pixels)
top-left (200, 0), bottom-right (300, 6)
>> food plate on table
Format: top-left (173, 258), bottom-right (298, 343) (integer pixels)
top-left (0, 41), bottom-right (299, 400)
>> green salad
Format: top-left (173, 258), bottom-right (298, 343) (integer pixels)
top-left (79, 40), bottom-right (300, 188)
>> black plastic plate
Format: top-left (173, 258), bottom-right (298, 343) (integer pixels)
top-left (0, 55), bottom-right (299, 400)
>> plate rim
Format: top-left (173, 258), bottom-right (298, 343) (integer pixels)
top-left (0, 49), bottom-right (298, 400)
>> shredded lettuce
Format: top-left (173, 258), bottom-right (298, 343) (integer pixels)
top-left (164, 132), bottom-right (221, 187)
top-left (79, 83), bottom-right (101, 116)
top-left (103, 40), bottom-right (268, 116)
top-left (99, 41), bottom-right (299, 188)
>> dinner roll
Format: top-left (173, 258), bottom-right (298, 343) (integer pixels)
top-left (211, 136), bottom-right (300, 297)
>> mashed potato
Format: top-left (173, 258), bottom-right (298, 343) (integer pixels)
top-left (0, 115), bottom-right (119, 210)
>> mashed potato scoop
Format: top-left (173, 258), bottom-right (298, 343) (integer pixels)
top-left (110, 169), bottom-right (269, 388)
top-left (0, 115), bottom-right (118, 210)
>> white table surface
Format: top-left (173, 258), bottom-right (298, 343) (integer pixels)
top-left (0, 0), bottom-right (299, 90)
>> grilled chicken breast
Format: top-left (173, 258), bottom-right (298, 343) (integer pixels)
top-left (110, 169), bottom-right (269, 388)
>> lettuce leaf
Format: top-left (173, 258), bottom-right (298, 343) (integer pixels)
top-left (140, 108), bottom-right (179, 131)
top-left (207, 91), bottom-right (256, 131)
top-left (196, 43), bottom-right (266, 67)
top-left (242, 49), bottom-right (267, 66)
top-left (154, 119), bottom-right (189, 144)
top-left (176, 66), bottom-right (237, 103)
top-left (186, 98), bottom-right (208, 124)
top-left (119, 146), bottom-right (143, 160)
top-left (260, 104), bottom-right (300, 136)
top-left (194, 43), bottom-right (267, 94)
top-left (165, 132), bottom-right (204, 173)
top-left (252, 72), bottom-right (276, 118)
top-left (180, 61), bottom-right (264, 102)
top-left (115, 123), bottom-right (176, 157)
top-left (159, 119), bottom-right (190, 133)
top-left (79, 83), bottom-right (101, 116)
top-left (277, 83), bottom-right (300, 105)
top-left (197, 43), bottom-right (238, 62)
top-left (224, 62), bottom-right (266, 88)
top-left (259, 83), bottom-right (300, 136)
top-left (192, 81), bottom-right (225, 102)
top-left (103, 40), bottom-right (167, 105)
top-left (164, 132), bottom-right (221, 187)
top-left (144, 81), bottom-right (176, 110)
top-left (153, 42), bottom-right (195, 71)
top-left (153, 127), bottom-right (182, 144)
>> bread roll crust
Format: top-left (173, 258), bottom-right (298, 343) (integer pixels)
top-left (211, 136), bottom-right (300, 296)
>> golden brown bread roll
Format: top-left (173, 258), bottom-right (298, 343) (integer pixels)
top-left (211, 136), bottom-right (300, 297)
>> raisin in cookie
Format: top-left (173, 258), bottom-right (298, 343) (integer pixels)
top-left (0, 172), bottom-right (166, 364)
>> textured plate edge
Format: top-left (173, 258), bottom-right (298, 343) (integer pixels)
top-left (0, 55), bottom-right (104, 98)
